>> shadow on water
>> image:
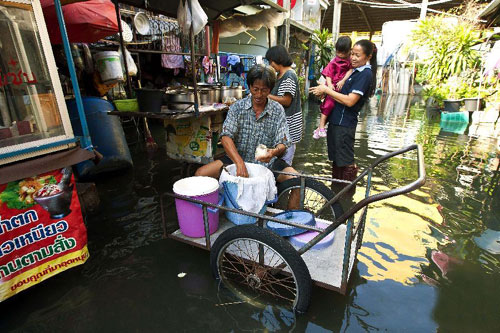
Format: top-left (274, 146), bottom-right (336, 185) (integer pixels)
top-left (1, 95), bottom-right (500, 331)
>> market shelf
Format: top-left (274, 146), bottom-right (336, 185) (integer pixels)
top-left (108, 104), bottom-right (229, 120)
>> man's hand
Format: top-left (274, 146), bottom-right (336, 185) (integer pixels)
top-left (255, 149), bottom-right (274, 164)
top-left (236, 161), bottom-right (249, 178)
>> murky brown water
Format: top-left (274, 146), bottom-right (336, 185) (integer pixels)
top-left (1, 94), bottom-right (499, 331)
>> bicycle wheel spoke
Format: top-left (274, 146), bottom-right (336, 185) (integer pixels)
top-left (221, 253), bottom-right (251, 279)
top-left (258, 281), bottom-right (295, 303)
top-left (214, 230), bottom-right (310, 312)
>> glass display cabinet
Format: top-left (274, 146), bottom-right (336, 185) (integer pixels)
top-left (0, 0), bottom-right (75, 166)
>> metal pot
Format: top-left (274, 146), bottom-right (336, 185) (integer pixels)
top-left (188, 84), bottom-right (221, 103)
top-left (221, 83), bottom-right (243, 101)
top-left (199, 88), bottom-right (218, 105)
top-left (166, 91), bottom-right (195, 110)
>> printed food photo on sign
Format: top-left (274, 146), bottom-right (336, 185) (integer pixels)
top-left (0, 168), bottom-right (89, 302)
top-left (32, 168), bottom-right (74, 219)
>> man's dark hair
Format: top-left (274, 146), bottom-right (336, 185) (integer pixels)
top-left (335, 36), bottom-right (352, 53)
top-left (265, 45), bottom-right (293, 67)
top-left (247, 64), bottom-right (276, 90)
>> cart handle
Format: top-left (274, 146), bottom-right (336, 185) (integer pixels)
top-left (297, 144), bottom-right (426, 254)
top-left (332, 143), bottom-right (426, 217)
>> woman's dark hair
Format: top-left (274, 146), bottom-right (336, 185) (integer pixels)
top-left (354, 39), bottom-right (378, 96)
top-left (265, 45), bottom-right (293, 67)
top-left (247, 64), bottom-right (276, 90)
top-left (335, 36), bottom-right (352, 53)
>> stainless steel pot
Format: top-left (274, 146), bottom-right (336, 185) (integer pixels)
top-left (213, 87), bottom-right (221, 103)
top-left (199, 88), bottom-right (218, 105)
top-left (166, 91), bottom-right (194, 110)
top-left (221, 83), bottom-right (243, 101)
top-left (188, 84), bottom-right (221, 103)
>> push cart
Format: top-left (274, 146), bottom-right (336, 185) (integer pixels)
top-left (160, 144), bottom-right (426, 313)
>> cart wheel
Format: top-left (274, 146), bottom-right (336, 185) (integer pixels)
top-left (276, 178), bottom-right (344, 221)
top-left (210, 225), bottom-right (312, 313)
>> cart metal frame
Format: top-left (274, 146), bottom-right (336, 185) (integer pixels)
top-left (160, 144), bottom-right (426, 295)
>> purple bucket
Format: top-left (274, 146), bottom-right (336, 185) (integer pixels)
top-left (173, 176), bottom-right (221, 238)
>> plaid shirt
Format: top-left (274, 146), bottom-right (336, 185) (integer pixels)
top-left (221, 95), bottom-right (291, 167)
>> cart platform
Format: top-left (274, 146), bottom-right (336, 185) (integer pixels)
top-left (169, 207), bottom-right (355, 293)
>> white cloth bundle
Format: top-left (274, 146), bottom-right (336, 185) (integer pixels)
top-left (219, 163), bottom-right (277, 214)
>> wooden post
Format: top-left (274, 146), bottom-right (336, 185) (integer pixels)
top-left (356, 5), bottom-right (373, 41)
top-left (187, 0), bottom-right (199, 117)
top-left (284, 0), bottom-right (291, 49)
top-left (114, 1), bottom-right (132, 98)
top-left (420, 0), bottom-right (429, 20)
top-left (332, 0), bottom-right (342, 43)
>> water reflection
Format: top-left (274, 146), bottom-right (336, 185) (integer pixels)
top-left (1, 94), bottom-right (499, 331)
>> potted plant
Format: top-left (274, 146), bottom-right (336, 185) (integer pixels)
top-left (462, 87), bottom-right (483, 111)
top-left (441, 76), bottom-right (467, 112)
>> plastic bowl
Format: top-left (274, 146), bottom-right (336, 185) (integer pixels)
top-left (266, 210), bottom-right (316, 237)
top-left (114, 99), bottom-right (139, 112)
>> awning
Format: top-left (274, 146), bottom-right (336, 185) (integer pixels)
top-left (116, 0), bottom-right (283, 21)
top-left (41, 0), bottom-right (119, 44)
top-left (1, 147), bottom-right (95, 183)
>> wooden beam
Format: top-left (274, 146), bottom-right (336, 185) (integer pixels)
top-left (356, 5), bottom-right (373, 37)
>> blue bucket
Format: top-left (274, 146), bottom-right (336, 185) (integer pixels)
top-left (222, 182), bottom-right (277, 225)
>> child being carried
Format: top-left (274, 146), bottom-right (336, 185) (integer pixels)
top-left (313, 36), bottom-right (353, 139)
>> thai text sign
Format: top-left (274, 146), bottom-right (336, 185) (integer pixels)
top-left (0, 169), bottom-right (89, 302)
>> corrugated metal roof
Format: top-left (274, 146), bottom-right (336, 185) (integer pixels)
top-left (321, 0), bottom-right (464, 33)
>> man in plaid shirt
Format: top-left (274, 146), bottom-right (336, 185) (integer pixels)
top-left (196, 64), bottom-right (299, 187)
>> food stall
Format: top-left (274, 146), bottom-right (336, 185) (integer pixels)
top-left (103, 1), bottom-right (287, 165)
top-left (0, 0), bottom-right (96, 302)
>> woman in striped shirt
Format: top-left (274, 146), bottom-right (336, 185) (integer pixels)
top-left (265, 45), bottom-right (302, 166)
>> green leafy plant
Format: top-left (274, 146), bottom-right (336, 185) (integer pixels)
top-left (297, 76), bottom-right (308, 102)
top-left (311, 28), bottom-right (334, 74)
top-left (412, 16), bottom-right (482, 83)
top-left (409, 5), bottom-right (498, 104)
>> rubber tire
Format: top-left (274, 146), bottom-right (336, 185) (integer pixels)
top-left (276, 178), bottom-right (344, 220)
top-left (210, 225), bottom-right (312, 313)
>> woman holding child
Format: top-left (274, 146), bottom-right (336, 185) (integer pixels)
top-left (310, 39), bottom-right (377, 185)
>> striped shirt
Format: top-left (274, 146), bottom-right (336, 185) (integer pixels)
top-left (220, 95), bottom-right (291, 168)
top-left (271, 69), bottom-right (303, 143)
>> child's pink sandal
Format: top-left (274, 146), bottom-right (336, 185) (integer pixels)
top-left (313, 128), bottom-right (327, 139)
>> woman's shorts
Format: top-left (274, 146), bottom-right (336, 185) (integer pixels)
top-left (327, 125), bottom-right (356, 167)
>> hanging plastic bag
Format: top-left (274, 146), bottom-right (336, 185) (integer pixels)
top-left (119, 46), bottom-right (137, 77)
top-left (177, 0), bottom-right (191, 35)
top-left (190, 0), bottom-right (208, 35)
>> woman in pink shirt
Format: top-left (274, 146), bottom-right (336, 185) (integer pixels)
top-left (313, 36), bottom-right (353, 139)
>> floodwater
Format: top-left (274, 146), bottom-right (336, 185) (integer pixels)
top-left (1, 95), bottom-right (499, 331)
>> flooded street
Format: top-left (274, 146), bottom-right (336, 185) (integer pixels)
top-left (1, 95), bottom-right (499, 331)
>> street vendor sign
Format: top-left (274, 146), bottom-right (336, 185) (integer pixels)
top-left (0, 168), bottom-right (89, 302)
